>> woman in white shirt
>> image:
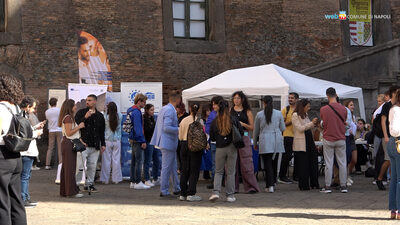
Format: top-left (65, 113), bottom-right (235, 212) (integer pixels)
top-left (0, 74), bottom-right (27, 225)
top-left (387, 90), bottom-right (400, 220)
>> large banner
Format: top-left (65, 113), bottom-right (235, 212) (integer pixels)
top-left (78, 31), bottom-right (112, 91)
top-left (68, 83), bottom-right (107, 112)
top-left (120, 82), bottom-right (163, 113)
top-left (349, 0), bottom-right (373, 46)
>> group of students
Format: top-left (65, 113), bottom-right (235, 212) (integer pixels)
top-left (3, 72), bottom-right (400, 225)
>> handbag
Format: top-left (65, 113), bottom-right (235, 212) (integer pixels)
top-left (71, 139), bottom-right (86, 152)
top-left (232, 123), bottom-right (245, 149)
top-left (395, 137), bottom-right (400, 154)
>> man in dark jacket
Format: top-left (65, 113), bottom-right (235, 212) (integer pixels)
top-left (75, 94), bottom-right (105, 192)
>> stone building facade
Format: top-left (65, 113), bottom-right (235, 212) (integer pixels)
top-left (1, 0), bottom-right (400, 161)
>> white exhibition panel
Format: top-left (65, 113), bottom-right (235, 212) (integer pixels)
top-left (120, 82), bottom-right (163, 114)
top-left (68, 83), bottom-right (108, 112)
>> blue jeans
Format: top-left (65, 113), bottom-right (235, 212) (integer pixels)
top-left (388, 137), bottom-right (400, 210)
top-left (143, 143), bottom-right (154, 181)
top-left (152, 147), bottom-right (161, 180)
top-left (130, 142), bottom-right (144, 183)
top-left (21, 156), bottom-right (34, 201)
top-left (210, 143), bottom-right (216, 178)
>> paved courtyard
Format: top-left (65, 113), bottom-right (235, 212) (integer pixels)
top-left (26, 169), bottom-right (395, 225)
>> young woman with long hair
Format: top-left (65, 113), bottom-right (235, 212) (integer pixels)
top-left (100, 102), bottom-right (122, 184)
top-left (231, 91), bottom-right (260, 193)
top-left (253, 96), bottom-right (285, 193)
top-left (143, 103), bottom-right (158, 186)
top-left (291, 99), bottom-right (319, 190)
top-left (387, 89), bottom-right (400, 219)
top-left (209, 100), bottom-right (243, 202)
top-left (58, 99), bottom-right (85, 198)
top-left (0, 75), bottom-right (27, 224)
top-left (343, 99), bottom-right (357, 186)
top-left (178, 103), bottom-right (204, 201)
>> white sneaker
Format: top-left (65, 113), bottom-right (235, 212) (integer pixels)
top-left (179, 196), bottom-right (186, 201)
top-left (55, 180), bottom-right (60, 184)
top-left (129, 182), bottom-right (135, 189)
top-left (346, 177), bottom-right (353, 187)
top-left (187, 195), bottom-right (202, 202)
top-left (45, 166), bottom-right (51, 170)
top-left (153, 179), bottom-right (161, 186)
top-left (209, 194), bottom-right (219, 202)
top-left (347, 177), bottom-right (354, 184)
top-left (31, 166), bottom-right (40, 171)
top-left (74, 193), bottom-right (84, 198)
top-left (267, 186), bottom-right (274, 193)
top-left (134, 181), bottom-right (151, 190)
top-left (226, 195), bottom-right (236, 202)
top-left (144, 180), bottom-right (155, 187)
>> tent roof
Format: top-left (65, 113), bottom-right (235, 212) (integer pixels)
top-left (182, 64), bottom-right (365, 118)
top-left (182, 65), bottom-right (289, 101)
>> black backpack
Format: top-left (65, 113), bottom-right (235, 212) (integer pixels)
top-left (187, 118), bottom-right (207, 152)
top-left (372, 114), bottom-right (383, 138)
top-left (0, 103), bottom-right (33, 152)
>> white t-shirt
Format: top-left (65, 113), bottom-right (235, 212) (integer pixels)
top-left (389, 105), bottom-right (400, 137)
top-left (0, 101), bottom-right (18, 145)
top-left (45, 107), bottom-right (62, 132)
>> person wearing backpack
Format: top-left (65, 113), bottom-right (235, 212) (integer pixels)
top-left (127, 93), bottom-right (151, 190)
top-left (178, 103), bottom-right (207, 201)
top-left (0, 74), bottom-right (27, 225)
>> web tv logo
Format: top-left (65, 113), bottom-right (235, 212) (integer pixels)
top-left (325, 11), bottom-right (347, 20)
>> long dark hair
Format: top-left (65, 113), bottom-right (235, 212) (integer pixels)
top-left (294, 99), bottom-right (310, 119)
top-left (190, 103), bottom-right (200, 120)
top-left (58, 99), bottom-right (75, 127)
top-left (144, 104), bottom-right (154, 118)
top-left (201, 103), bottom-right (212, 121)
top-left (216, 100), bottom-right (231, 136)
top-left (232, 91), bottom-right (251, 112)
top-left (262, 96), bottom-right (273, 125)
top-left (107, 102), bottom-right (118, 132)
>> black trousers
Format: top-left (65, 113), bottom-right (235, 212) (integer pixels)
top-left (294, 151), bottom-right (319, 189)
top-left (374, 142), bottom-right (385, 180)
top-left (0, 147), bottom-right (27, 225)
top-left (294, 131), bottom-right (319, 190)
top-left (355, 144), bottom-right (368, 172)
top-left (261, 153), bottom-right (278, 187)
top-left (179, 141), bottom-right (203, 197)
top-left (279, 137), bottom-right (293, 178)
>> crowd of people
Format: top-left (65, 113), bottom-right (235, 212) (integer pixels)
top-left (3, 73), bottom-right (400, 225)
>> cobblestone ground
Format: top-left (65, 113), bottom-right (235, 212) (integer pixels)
top-left (26, 169), bottom-right (395, 225)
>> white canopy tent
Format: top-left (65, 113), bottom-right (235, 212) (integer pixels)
top-left (182, 64), bottom-right (365, 119)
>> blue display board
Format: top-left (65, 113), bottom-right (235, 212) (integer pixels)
top-left (121, 114), bottom-right (132, 178)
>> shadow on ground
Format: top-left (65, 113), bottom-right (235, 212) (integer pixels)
top-left (253, 213), bottom-right (389, 221)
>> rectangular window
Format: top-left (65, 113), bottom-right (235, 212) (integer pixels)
top-left (172, 0), bottom-right (207, 39)
top-left (0, 0), bottom-right (5, 32)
